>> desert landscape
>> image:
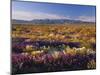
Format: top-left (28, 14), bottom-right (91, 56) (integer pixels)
top-left (12, 23), bottom-right (96, 74)
top-left (12, 1), bottom-right (96, 74)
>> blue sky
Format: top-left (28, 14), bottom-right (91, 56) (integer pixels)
top-left (12, 1), bottom-right (96, 22)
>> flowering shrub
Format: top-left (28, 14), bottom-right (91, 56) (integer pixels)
top-left (12, 47), bottom-right (96, 74)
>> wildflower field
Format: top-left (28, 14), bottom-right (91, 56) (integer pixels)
top-left (12, 23), bottom-right (96, 74)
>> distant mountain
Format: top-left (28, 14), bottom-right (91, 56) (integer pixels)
top-left (12, 19), bottom-right (95, 24)
top-left (12, 19), bottom-right (30, 24)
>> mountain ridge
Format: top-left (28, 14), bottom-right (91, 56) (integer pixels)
top-left (12, 19), bottom-right (95, 24)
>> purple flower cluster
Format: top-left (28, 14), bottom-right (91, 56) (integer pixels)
top-left (12, 39), bottom-right (96, 74)
top-left (12, 51), bottom-right (96, 74)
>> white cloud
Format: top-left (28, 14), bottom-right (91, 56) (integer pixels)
top-left (76, 16), bottom-right (95, 22)
top-left (12, 10), bottom-right (95, 22)
top-left (12, 10), bottom-right (70, 21)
